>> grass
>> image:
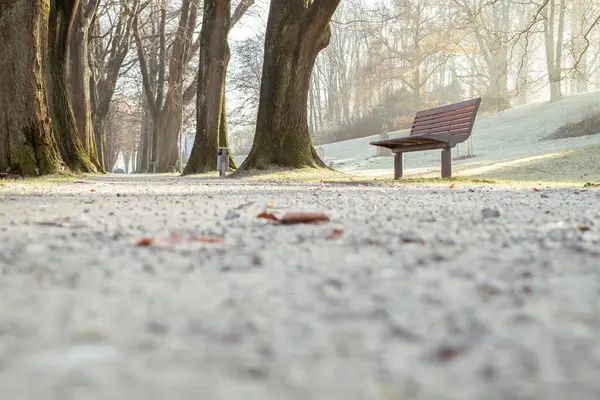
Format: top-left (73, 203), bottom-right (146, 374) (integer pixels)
top-left (547, 112), bottom-right (600, 140)
top-left (0, 172), bottom-right (79, 183)
top-left (1, 166), bottom-right (596, 193)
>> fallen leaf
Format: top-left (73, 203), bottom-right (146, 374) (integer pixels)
top-left (328, 228), bottom-right (344, 239)
top-left (257, 212), bottom-right (279, 221)
top-left (533, 188), bottom-right (541, 192)
top-left (195, 236), bottom-right (225, 243)
top-left (280, 211), bottom-right (330, 224)
top-left (577, 225), bottom-right (592, 232)
top-left (136, 237), bottom-right (154, 247)
top-left (90, 188), bottom-right (96, 193)
top-left (135, 234), bottom-right (225, 247)
top-left (449, 183), bottom-right (455, 189)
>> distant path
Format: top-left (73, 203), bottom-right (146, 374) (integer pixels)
top-left (1, 176), bottom-right (600, 399)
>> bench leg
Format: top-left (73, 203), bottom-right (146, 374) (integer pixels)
top-left (441, 148), bottom-right (452, 178)
top-left (394, 153), bottom-right (404, 179)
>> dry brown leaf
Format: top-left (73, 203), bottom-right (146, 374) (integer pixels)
top-left (577, 225), bottom-right (592, 232)
top-left (195, 236), bottom-right (225, 243)
top-left (279, 211), bottom-right (330, 224)
top-left (449, 183), bottom-right (455, 189)
top-left (257, 212), bottom-right (279, 221)
top-left (329, 228), bottom-right (344, 239)
top-left (533, 188), bottom-right (541, 192)
top-left (90, 188), bottom-right (96, 193)
top-left (136, 237), bottom-right (154, 247)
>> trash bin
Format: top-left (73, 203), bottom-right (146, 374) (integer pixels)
top-left (217, 147), bottom-right (228, 177)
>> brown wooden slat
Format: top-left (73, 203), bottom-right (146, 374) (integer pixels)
top-left (412, 106), bottom-right (475, 125)
top-left (411, 122), bottom-right (471, 135)
top-left (415, 99), bottom-right (480, 118)
top-left (412, 111), bottom-right (473, 129)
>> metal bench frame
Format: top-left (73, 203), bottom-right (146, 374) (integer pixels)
top-left (370, 98), bottom-right (481, 178)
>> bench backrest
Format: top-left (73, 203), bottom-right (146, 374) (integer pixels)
top-left (409, 98), bottom-right (481, 138)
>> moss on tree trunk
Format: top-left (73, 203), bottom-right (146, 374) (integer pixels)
top-left (0, 0), bottom-right (64, 176)
top-left (70, 0), bottom-right (104, 172)
top-left (48, 0), bottom-right (97, 173)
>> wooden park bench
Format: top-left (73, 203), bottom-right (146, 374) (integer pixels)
top-left (370, 98), bottom-right (481, 179)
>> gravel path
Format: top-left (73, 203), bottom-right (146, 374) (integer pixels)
top-left (1, 175), bottom-right (600, 400)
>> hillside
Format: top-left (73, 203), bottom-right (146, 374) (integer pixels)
top-left (308, 91), bottom-right (600, 181)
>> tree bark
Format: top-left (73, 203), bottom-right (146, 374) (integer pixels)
top-left (184, 0), bottom-right (230, 174)
top-left (0, 0), bottom-right (64, 176)
top-left (48, 0), bottom-right (97, 172)
top-left (238, 0), bottom-right (340, 171)
top-left (543, 0), bottom-right (563, 102)
top-left (183, 0), bottom-right (249, 174)
top-left (70, 0), bottom-right (104, 171)
top-left (134, 0), bottom-right (199, 173)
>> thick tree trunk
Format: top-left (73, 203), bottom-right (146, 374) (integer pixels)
top-left (48, 0), bottom-right (97, 172)
top-left (184, 1), bottom-right (231, 175)
top-left (70, 0), bottom-right (103, 171)
top-left (239, 2), bottom-right (339, 171)
top-left (155, 100), bottom-right (182, 173)
top-left (136, 106), bottom-right (151, 172)
top-left (0, 0), bottom-right (64, 176)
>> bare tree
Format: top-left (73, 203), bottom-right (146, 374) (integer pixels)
top-left (134, 0), bottom-right (200, 172)
top-left (184, 0), bottom-right (254, 174)
top-left (239, 0), bottom-right (341, 170)
top-left (89, 0), bottom-right (139, 170)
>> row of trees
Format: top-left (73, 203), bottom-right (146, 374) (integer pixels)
top-left (0, 0), bottom-right (343, 175)
top-left (0, 0), bottom-right (140, 175)
top-left (2, 0), bottom-right (600, 175)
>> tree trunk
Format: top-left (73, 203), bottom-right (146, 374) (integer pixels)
top-left (0, 0), bottom-right (64, 176)
top-left (219, 85), bottom-right (238, 170)
top-left (123, 152), bottom-right (131, 173)
top-left (184, 1), bottom-right (231, 175)
top-left (155, 100), bottom-right (183, 173)
top-left (70, 0), bottom-right (103, 171)
top-left (543, 0), bottom-right (563, 102)
top-left (238, 1), bottom-right (340, 171)
top-left (48, 0), bottom-right (97, 172)
top-left (137, 105), bottom-right (151, 172)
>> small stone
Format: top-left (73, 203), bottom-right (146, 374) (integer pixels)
top-left (432, 342), bottom-right (466, 362)
top-left (146, 321), bottom-right (168, 335)
top-left (225, 210), bottom-right (240, 220)
top-left (251, 254), bottom-right (262, 266)
top-left (540, 194), bottom-right (550, 198)
top-left (482, 208), bottom-right (500, 218)
top-left (400, 231), bottom-right (426, 244)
